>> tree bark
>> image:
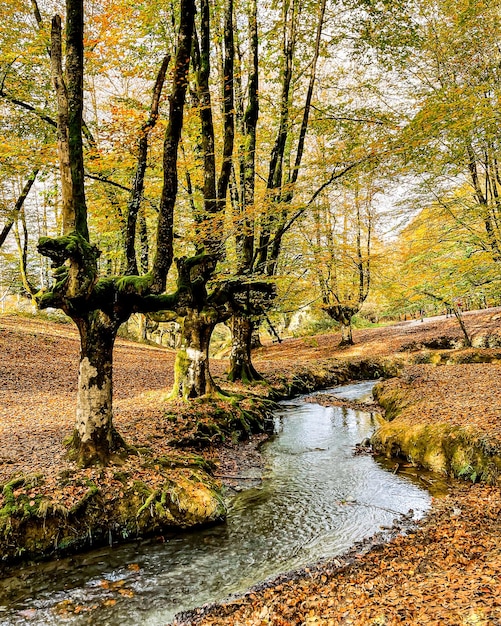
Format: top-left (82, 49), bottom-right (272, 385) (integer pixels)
top-left (152, 0), bottom-right (195, 292)
top-left (227, 315), bottom-right (262, 382)
top-left (325, 305), bottom-right (356, 346)
top-left (228, 0), bottom-right (261, 381)
top-left (170, 308), bottom-right (218, 399)
top-left (71, 311), bottom-right (123, 466)
top-left (339, 317), bottom-right (354, 346)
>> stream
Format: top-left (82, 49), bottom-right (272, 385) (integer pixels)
top-left (0, 381), bottom-right (438, 625)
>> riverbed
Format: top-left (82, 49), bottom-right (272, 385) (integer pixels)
top-left (0, 382), bottom-right (434, 625)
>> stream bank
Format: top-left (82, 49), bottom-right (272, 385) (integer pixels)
top-left (372, 363), bottom-right (501, 485)
top-left (0, 344), bottom-right (436, 569)
top-left (0, 382), bottom-right (432, 625)
top-left (0, 397), bottom-right (275, 570)
top-left (0, 352), bottom-right (414, 569)
top-left (2, 340), bottom-right (501, 569)
top-left (180, 480), bottom-right (501, 626)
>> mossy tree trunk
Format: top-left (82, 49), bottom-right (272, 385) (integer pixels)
top-left (166, 0), bottom-right (235, 397)
top-left (227, 314), bottom-right (262, 383)
top-left (227, 0), bottom-right (260, 383)
top-left (325, 305), bottom-right (356, 346)
top-left (71, 310), bottom-right (124, 465)
top-left (339, 317), bottom-right (354, 346)
top-left (170, 308), bottom-right (218, 399)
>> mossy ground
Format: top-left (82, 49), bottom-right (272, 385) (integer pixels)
top-left (0, 455), bottom-right (226, 567)
top-left (372, 362), bottom-right (501, 484)
top-left (0, 390), bottom-right (275, 568)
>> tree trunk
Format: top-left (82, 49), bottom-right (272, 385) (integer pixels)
top-left (227, 314), bottom-right (262, 383)
top-left (70, 311), bottom-right (123, 466)
top-left (452, 305), bottom-right (472, 347)
top-left (170, 308), bottom-right (218, 399)
top-left (251, 322), bottom-right (262, 348)
top-left (339, 317), bottom-right (354, 346)
top-left (38, 0), bottom-right (194, 470)
top-left (228, 0), bottom-right (259, 383)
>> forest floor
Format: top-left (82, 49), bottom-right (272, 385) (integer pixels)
top-left (1, 308), bottom-right (501, 623)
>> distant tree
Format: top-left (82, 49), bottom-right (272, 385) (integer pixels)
top-left (378, 200), bottom-right (501, 343)
top-left (356, 0), bottom-right (501, 265)
top-left (300, 170), bottom-right (378, 345)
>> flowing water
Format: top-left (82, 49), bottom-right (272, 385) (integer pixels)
top-left (0, 381), bottom-right (436, 625)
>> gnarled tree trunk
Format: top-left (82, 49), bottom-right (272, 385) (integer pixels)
top-left (325, 305), bottom-right (356, 347)
top-left (38, 0), bottom-right (195, 468)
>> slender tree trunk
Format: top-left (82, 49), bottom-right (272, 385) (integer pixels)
top-left (71, 311), bottom-right (123, 466)
top-left (452, 305), bottom-right (472, 347)
top-left (228, 0), bottom-right (261, 381)
top-left (170, 308), bottom-right (218, 399)
top-left (138, 207), bottom-right (149, 274)
top-left (0, 169), bottom-right (39, 249)
top-left (13, 208), bottom-right (36, 296)
top-left (151, 0), bottom-right (195, 292)
top-left (125, 55), bottom-right (170, 276)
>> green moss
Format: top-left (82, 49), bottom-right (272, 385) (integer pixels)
top-left (115, 273), bottom-right (153, 295)
top-left (69, 483), bottom-right (99, 515)
top-left (113, 471), bottom-right (130, 483)
top-left (153, 454), bottom-right (215, 473)
top-left (0, 464), bottom-right (228, 566)
top-left (372, 383), bottom-right (410, 422)
top-left (169, 350), bottom-right (191, 401)
top-left (0, 475), bottom-right (48, 538)
top-left (132, 480), bottom-right (152, 497)
top-left (169, 395), bottom-right (274, 447)
top-left (373, 420), bottom-right (501, 485)
top-left (58, 469), bottom-right (76, 482)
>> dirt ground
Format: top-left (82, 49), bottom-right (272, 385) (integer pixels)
top-left (1, 308), bottom-right (501, 624)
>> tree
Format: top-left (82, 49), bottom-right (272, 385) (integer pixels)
top-left (226, 0), bottom-right (266, 383)
top-left (299, 169), bottom-right (378, 345)
top-left (377, 197), bottom-right (500, 342)
top-left (226, 0), bottom-right (328, 381)
top-left (35, 0), bottom-right (195, 466)
top-left (162, 0), bottom-right (236, 399)
top-left (356, 0), bottom-right (501, 267)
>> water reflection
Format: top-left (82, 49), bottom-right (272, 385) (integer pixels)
top-left (0, 382), bottom-right (433, 626)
